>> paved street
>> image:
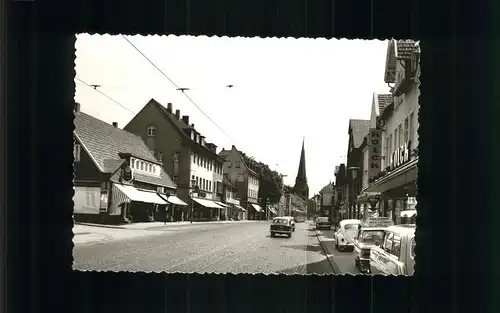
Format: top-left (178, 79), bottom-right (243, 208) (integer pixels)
top-left (73, 221), bottom-right (335, 274)
top-left (315, 229), bottom-right (360, 275)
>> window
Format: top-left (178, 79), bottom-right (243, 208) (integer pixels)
top-left (197, 157), bottom-right (200, 166)
top-left (140, 162), bottom-right (144, 171)
top-left (130, 158), bottom-right (135, 168)
top-left (383, 232), bottom-right (394, 253)
top-left (393, 130), bottom-right (398, 152)
top-left (389, 134), bottom-right (393, 156)
top-left (203, 179), bottom-right (206, 190)
top-left (73, 143), bottom-right (81, 162)
top-left (409, 112), bottom-right (415, 143)
top-left (235, 161), bottom-right (241, 168)
top-left (147, 126), bottom-right (156, 137)
top-left (410, 238), bottom-right (416, 259)
top-left (157, 152), bottom-right (163, 162)
top-left (173, 152), bottom-right (179, 162)
top-left (196, 176), bottom-right (199, 187)
top-left (193, 154), bottom-right (196, 164)
top-left (391, 235), bottom-right (402, 258)
top-left (204, 158), bottom-right (207, 168)
top-left (157, 186), bottom-right (165, 193)
top-left (148, 164), bottom-right (152, 172)
top-left (398, 124), bottom-right (403, 146)
top-left (384, 137), bottom-right (389, 168)
top-left (209, 181), bottom-right (211, 191)
top-left (210, 161), bottom-right (213, 171)
top-left (404, 118), bottom-right (409, 143)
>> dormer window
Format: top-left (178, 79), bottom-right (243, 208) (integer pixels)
top-left (73, 143), bottom-right (81, 162)
top-left (147, 126), bottom-right (156, 137)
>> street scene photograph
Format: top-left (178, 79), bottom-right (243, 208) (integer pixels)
top-left (73, 34), bottom-right (420, 275)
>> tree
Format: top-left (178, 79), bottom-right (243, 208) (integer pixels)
top-left (257, 162), bottom-right (284, 205)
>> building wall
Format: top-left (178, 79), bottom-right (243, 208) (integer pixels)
top-left (190, 152), bottom-right (217, 199)
top-left (123, 104), bottom-right (188, 194)
top-left (222, 148), bottom-right (259, 205)
top-left (321, 192), bottom-right (333, 206)
top-left (247, 172), bottom-right (260, 203)
top-left (73, 139), bottom-right (105, 184)
top-left (362, 146), bottom-right (370, 190)
top-left (381, 61), bottom-right (420, 168)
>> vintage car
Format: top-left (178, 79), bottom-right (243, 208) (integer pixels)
top-left (354, 226), bottom-right (389, 273)
top-left (315, 217), bottom-right (331, 230)
top-left (335, 219), bottom-right (361, 251)
top-left (369, 224), bottom-right (416, 275)
top-left (282, 216), bottom-right (296, 231)
top-left (270, 217), bottom-right (293, 238)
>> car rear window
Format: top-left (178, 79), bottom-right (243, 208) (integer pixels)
top-left (317, 217), bottom-right (328, 222)
top-left (344, 224), bottom-right (358, 230)
top-left (273, 219), bottom-right (289, 224)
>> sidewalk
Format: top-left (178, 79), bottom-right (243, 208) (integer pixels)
top-left (73, 224), bottom-right (157, 245)
top-left (74, 219), bottom-right (262, 231)
top-left (314, 226), bottom-right (341, 274)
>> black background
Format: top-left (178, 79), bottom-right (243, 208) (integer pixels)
top-left (2, 0), bottom-right (497, 312)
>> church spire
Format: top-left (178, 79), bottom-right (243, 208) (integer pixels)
top-left (293, 137), bottom-right (309, 201)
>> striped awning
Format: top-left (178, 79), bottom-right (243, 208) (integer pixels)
top-left (158, 194), bottom-right (188, 206)
top-left (113, 184), bottom-right (167, 205)
top-left (234, 204), bottom-right (247, 212)
top-left (251, 203), bottom-right (263, 212)
top-left (215, 201), bottom-right (230, 208)
top-left (400, 210), bottom-right (417, 218)
top-left (268, 206), bottom-right (278, 214)
top-left (192, 198), bottom-right (223, 209)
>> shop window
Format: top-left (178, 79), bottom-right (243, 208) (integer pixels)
top-left (147, 126), bottom-right (156, 137)
top-left (383, 232), bottom-right (394, 253)
top-left (73, 143), bottom-right (81, 162)
top-left (391, 235), bottom-right (401, 258)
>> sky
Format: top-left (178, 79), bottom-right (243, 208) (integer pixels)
top-left (75, 34), bottom-right (391, 196)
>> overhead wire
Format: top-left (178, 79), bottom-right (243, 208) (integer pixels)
top-left (75, 77), bottom-right (137, 115)
top-left (120, 35), bottom-right (239, 146)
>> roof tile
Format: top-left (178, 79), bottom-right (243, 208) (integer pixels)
top-left (74, 111), bottom-right (176, 188)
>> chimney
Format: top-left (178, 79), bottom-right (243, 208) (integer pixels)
top-left (112, 122), bottom-right (118, 128)
top-left (191, 123), bottom-right (195, 128)
top-left (74, 102), bottom-right (81, 113)
top-left (175, 109), bottom-right (180, 119)
top-left (182, 115), bottom-right (189, 125)
top-left (167, 102), bottom-right (173, 113)
top-left (200, 135), bottom-right (205, 146)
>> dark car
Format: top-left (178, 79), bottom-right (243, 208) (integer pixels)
top-left (270, 217), bottom-right (293, 238)
top-left (315, 217), bottom-right (331, 230)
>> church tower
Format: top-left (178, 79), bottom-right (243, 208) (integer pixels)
top-left (293, 138), bottom-right (309, 201)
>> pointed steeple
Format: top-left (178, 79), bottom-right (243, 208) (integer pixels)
top-left (293, 137), bottom-right (309, 201)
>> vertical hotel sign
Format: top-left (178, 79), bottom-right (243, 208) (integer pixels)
top-left (368, 129), bottom-right (382, 180)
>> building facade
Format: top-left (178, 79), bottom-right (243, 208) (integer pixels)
top-left (362, 39), bottom-right (420, 225)
top-left (124, 99), bottom-right (225, 221)
top-left (219, 146), bottom-right (262, 220)
top-left (345, 119), bottom-right (370, 220)
top-left (222, 175), bottom-right (246, 220)
top-left (319, 183), bottom-right (335, 219)
top-left (73, 104), bottom-right (185, 224)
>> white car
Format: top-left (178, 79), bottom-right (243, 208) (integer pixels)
top-left (335, 219), bottom-right (361, 251)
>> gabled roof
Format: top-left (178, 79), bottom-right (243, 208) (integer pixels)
top-left (74, 111), bottom-right (176, 188)
top-left (221, 146), bottom-right (259, 176)
top-left (348, 119), bottom-right (371, 148)
top-left (376, 93), bottom-right (392, 116)
top-left (384, 39), bottom-right (419, 83)
top-left (319, 183), bottom-right (334, 194)
top-left (140, 99), bottom-right (222, 160)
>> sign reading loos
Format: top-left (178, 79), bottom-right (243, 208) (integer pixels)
top-left (368, 129), bottom-right (382, 180)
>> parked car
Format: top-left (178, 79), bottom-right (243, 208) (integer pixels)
top-left (335, 219), bottom-right (361, 251)
top-left (282, 216), bottom-right (296, 231)
top-left (353, 217), bottom-right (395, 273)
top-left (315, 217), bottom-right (331, 230)
top-left (270, 217), bottom-right (293, 238)
top-left (369, 225), bottom-right (416, 275)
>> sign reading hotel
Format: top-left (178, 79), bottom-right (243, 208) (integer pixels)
top-left (368, 129), bottom-right (382, 180)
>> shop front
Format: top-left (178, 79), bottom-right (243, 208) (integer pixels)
top-left (354, 192), bottom-right (382, 221)
top-left (249, 202), bottom-right (264, 220)
top-left (363, 154), bottom-right (418, 225)
top-left (110, 183), bottom-right (169, 223)
top-left (214, 201), bottom-right (230, 220)
top-left (191, 197), bottom-right (224, 221)
top-left (157, 193), bottom-right (189, 222)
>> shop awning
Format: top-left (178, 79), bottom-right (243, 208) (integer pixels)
top-left (251, 203), bottom-right (263, 212)
top-left (363, 158), bottom-right (418, 194)
top-left (113, 184), bottom-right (167, 205)
top-left (234, 204), bottom-right (247, 212)
top-left (400, 210), bottom-right (417, 218)
top-left (192, 198), bottom-right (223, 209)
top-left (268, 207), bottom-right (278, 214)
top-left (215, 201), bottom-right (230, 208)
top-left (158, 194), bottom-right (188, 206)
